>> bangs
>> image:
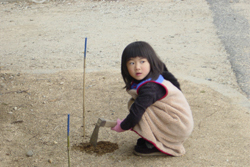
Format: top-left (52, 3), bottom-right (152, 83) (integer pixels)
top-left (122, 42), bottom-right (149, 63)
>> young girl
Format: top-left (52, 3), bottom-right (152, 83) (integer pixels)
top-left (111, 41), bottom-right (194, 156)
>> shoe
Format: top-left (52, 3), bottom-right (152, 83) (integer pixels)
top-left (133, 144), bottom-right (166, 156)
top-left (136, 138), bottom-right (146, 147)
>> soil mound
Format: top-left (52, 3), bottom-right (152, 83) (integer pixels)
top-left (72, 141), bottom-right (119, 156)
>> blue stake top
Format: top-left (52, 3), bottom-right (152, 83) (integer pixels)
top-left (67, 114), bottom-right (70, 136)
top-left (84, 37), bottom-right (87, 59)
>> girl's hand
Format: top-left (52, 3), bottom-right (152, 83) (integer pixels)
top-left (111, 119), bottom-right (125, 132)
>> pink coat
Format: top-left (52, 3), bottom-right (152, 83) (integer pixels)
top-left (127, 80), bottom-right (194, 156)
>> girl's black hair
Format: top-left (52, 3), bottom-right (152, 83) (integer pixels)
top-left (121, 41), bottom-right (181, 90)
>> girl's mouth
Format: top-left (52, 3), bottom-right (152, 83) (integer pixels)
top-left (136, 73), bottom-right (142, 76)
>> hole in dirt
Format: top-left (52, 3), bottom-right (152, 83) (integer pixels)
top-left (72, 141), bottom-right (119, 156)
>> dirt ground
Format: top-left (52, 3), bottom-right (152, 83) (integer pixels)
top-left (0, 0), bottom-right (250, 167)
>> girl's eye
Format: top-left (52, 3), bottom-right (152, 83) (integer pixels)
top-left (141, 60), bottom-right (145, 63)
top-left (129, 62), bottom-right (134, 65)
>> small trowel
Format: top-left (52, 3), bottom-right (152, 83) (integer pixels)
top-left (89, 118), bottom-right (117, 147)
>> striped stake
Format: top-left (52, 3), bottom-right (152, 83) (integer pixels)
top-left (83, 37), bottom-right (87, 138)
top-left (67, 114), bottom-right (71, 167)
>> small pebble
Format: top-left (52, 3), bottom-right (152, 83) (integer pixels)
top-left (48, 159), bottom-right (52, 163)
top-left (13, 107), bottom-right (17, 110)
top-left (26, 150), bottom-right (33, 157)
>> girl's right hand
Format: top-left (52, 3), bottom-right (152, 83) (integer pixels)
top-left (111, 119), bottom-right (125, 132)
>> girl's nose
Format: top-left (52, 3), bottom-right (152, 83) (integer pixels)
top-left (135, 63), bottom-right (140, 70)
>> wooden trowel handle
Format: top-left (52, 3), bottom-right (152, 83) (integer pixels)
top-left (102, 120), bottom-right (117, 128)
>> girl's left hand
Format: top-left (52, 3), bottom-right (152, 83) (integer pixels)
top-left (111, 119), bottom-right (125, 132)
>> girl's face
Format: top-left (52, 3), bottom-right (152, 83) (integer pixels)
top-left (126, 56), bottom-right (150, 81)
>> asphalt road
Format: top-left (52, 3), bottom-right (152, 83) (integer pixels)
top-left (206, 0), bottom-right (250, 99)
